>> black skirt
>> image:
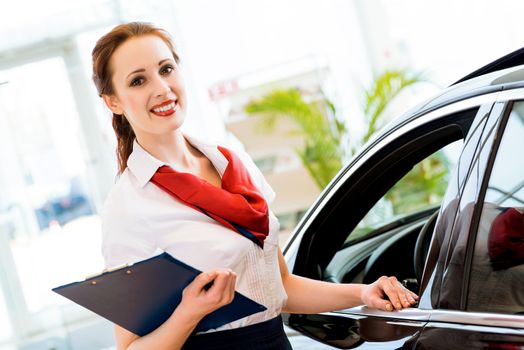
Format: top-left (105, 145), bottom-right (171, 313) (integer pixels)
top-left (182, 315), bottom-right (293, 350)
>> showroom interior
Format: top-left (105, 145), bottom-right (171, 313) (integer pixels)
top-left (0, 0), bottom-right (523, 348)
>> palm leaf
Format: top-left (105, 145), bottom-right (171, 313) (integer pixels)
top-left (362, 69), bottom-right (425, 143)
top-left (245, 88), bottom-right (345, 188)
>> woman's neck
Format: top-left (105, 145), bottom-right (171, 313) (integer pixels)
top-left (136, 131), bottom-right (200, 170)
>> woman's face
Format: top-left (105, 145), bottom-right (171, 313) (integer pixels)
top-left (103, 35), bottom-right (187, 139)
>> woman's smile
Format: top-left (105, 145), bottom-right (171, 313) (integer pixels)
top-left (150, 98), bottom-right (178, 117)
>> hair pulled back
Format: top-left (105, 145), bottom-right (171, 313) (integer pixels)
top-left (91, 22), bottom-right (180, 174)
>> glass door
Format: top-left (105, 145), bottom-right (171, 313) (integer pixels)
top-left (0, 56), bottom-right (107, 348)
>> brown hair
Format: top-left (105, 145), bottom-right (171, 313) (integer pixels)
top-left (91, 22), bottom-right (180, 174)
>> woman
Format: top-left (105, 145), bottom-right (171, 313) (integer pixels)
top-left (92, 21), bottom-right (418, 350)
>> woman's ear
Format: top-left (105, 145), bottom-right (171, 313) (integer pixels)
top-left (102, 94), bottom-right (124, 115)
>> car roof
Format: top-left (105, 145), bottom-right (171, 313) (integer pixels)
top-left (397, 65), bottom-right (524, 122)
top-left (452, 46), bottom-right (524, 85)
top-left (376, 48), bottom-right (524, 143)
top-left (354, 48), bottom-right (524, 164)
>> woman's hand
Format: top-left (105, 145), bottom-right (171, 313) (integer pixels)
top-left (360, 276), bottom-right (418, 311)
top-left (115, 269), bottom-right (237, 350)
top-left (178, 268), bottom-right (237, 322)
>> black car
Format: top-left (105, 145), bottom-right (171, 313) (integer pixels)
top-left (283, 48), bottom-right (524, 349)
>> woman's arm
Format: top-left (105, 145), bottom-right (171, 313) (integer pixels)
top-left (115, 268), bottom-right (237, 350)
top-left (277, 249), bottom-right (418, 314)
top-left (115, 306), bottom-right (199, 350)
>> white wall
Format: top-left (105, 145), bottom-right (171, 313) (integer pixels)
top-left (170, 0), bottom-right (372, 139)
top-left (382, 0), bottom-right (524, 85)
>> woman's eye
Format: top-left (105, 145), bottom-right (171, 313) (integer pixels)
top-left (130, 77), bottom-right (144, 87)
top-left (161, 65), bottom-right (174, 75)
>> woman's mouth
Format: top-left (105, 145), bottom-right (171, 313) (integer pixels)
top-left (150, 100), bottom-right (178, 117)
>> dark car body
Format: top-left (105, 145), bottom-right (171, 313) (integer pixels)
top-left (283, 48), bottom-right (524, 349)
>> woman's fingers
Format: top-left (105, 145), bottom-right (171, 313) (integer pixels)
top-left (185, 271), bottom-right (217, 295)
top-left (180, 268), bottom-right (237, 320)
top-left (407, 290), bottom-right (418, 304)
top-left (227, 270), bottom-right (237, 303)
top-left (205, 269), bottom-right (237, 305)
top-left (380, 276), bottom-right (402, 310)
top-left (376, 298), bottom-right (394, 311)
top-left (375, 276), bottom-right (419, 311)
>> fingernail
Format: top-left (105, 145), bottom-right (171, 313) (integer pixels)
top-left (386, 303), bottom-right (392, 311)
top-left (396, 303), bottom-right (401, 308)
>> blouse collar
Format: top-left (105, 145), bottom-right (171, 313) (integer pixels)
top-left (126, 133), bottom-right (229, 188)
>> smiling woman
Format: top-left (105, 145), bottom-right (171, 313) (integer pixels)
top-left (103, 36), bottom-right (187, 165)
top-left (92, 24), bottom-right (185, 175)
top-left (90, 21), bottom-right (417, 350)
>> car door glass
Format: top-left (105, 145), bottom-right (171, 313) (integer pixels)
top-left (467, 101), bottom-right (524, 314)
top-left (346, 141), bottom-right (462, 244)
top-left (430, 102), bottom-right (504, 310)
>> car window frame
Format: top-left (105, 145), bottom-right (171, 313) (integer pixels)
top-left (462, 98), bottom-right (524, 312)
top-left (425, 88), bottom-right (524, 315)
top-left (411, 93), bottom-right (524, 338)
top-left (286, 94), bottom-right (496, 280)
top-left (418, 102), bottom-right (500, 309)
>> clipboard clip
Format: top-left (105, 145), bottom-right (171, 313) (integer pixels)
top-left (85, 263), bottom-right (129, 280)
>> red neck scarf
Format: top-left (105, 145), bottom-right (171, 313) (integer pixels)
top-left (150, 146), bottom-right (269, 248)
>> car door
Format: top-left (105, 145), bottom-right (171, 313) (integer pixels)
top-left (284, 96), bottom-right (498, 349)
top-left (413, 94), bottom-right (524, 349)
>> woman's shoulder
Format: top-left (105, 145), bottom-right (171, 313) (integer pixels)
top-left (102, 168), bottom-right (146, 225)
top-left (101, 169), bottom-right (157, 267)
top-left (103, 168), bottom-right (133, 206)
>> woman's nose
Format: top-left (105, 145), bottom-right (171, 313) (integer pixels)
top-left (153, 75), bottom-right (171, 96)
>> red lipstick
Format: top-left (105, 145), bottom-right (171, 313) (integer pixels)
top-left (150, 99), bottom-right (177, 117)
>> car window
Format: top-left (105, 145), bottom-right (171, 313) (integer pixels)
top-left (346, 141), bottom-right (462, 243)
top-left (419, 104), bottom-right (502, 309)
top-left (300, 106), bottom-right (479, 283)
top-left (466, 101), bottom-right (524, 314)
top-left (429, 102), bottom-right (505, 310)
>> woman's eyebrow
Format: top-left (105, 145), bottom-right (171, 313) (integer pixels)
top-left (126, 58), bottom-right (173, 78)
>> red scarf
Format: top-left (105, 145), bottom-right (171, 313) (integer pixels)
top-left (150, 146), bottom-right (269, 248)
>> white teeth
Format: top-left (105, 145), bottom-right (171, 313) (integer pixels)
top-left (152, 102), bottom-right (176, 113)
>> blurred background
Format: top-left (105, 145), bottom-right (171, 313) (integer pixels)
top-left (1, 0), bottom-right (524, 349)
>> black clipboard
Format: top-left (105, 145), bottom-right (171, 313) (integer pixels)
top-left (52, 252), bottom-right (266, 336)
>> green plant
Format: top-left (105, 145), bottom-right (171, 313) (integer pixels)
top-left (360, 69), bottom-right (450, 214)
top-left (245, 88), bottom-right (346, 189)
top-left (244, 68), bottom-right (450, 218)
top-left (245, 69), bottom-right (425, 187)
top-left (385, 150), bottom-right (450, 214)
top-left (361, 69), bottom-right (424, 145)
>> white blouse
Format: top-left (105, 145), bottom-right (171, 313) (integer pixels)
top-left (100, 133), bottom-right (288, 332)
